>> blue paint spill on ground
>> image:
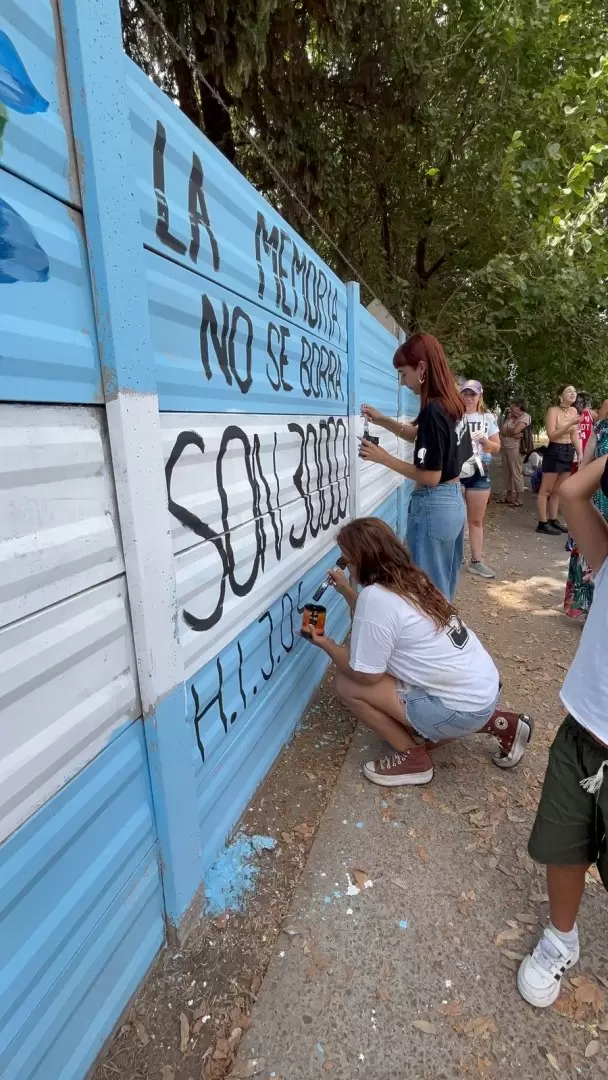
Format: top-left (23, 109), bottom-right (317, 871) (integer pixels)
top-left (204, 833), bottom-right (276, 915)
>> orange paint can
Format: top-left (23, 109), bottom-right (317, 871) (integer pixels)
top-left (301, 603), bottom-right (327, 637)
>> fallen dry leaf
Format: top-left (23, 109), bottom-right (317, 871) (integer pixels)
top-left (192, 1001), bottom-right (210, 1021)
top-left (439, 1000), bottom-right (463, 1017)
top-left (552, 994), bottom-right (579, 1020)
top-left (213, 914), bottom-right (229, 931)
top-left (514, 913), bottom-right (537, 926)
top-left (506, 810), bottom-right (526, 823)
top-left (412, 1020), bottom-right (438, 1034)
top-left (391, 877), bottom-right (408, 893)
top-left (421, 791), bottom-right (436, 805)
top-left (281, 831), bottom-right (294, 845)
top-left (573, 976), bottom-right (605, 1014)
top-left (353, 868), bottom-right (371, 890)
top-left (230, 1063), bottom-right (259, 1080)
top-left (179, 1012), bottom-right (190, 1054)
top-left (212, 1036), bottom-right (232, 1061)
top-left (545, 1052), bottom-right (560, 1072)
top-left (293, 822), bottom-right (315, 839)
top-left (599, 1018), bottom-right (608, 1032)
top-left (501, 949), bottom-right (526, 962)
top-left (161, 1067), bottom-right (175, 1080)
top-left (462, 1016), bottom-right (497, 1038)
top-left (585, 1040), bottom-right (600, 1059)
top-left (377, 986), bottom-right (391, 1002)
top-left (495, 927), bottom-right (523, 946)
top-left (132, 1019), bottom-right (150, 1047)
top-left (418, 846), bottom-right (429, 864)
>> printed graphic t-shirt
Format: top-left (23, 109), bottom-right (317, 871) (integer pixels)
top-left (414, 401), bottom-right (472, 482)
top-left (561, 556), bottom-right (608, 745)
top-left (466, 411), bottom-right (499, 464)
top-left (350, 584), bottom-right (500, 712)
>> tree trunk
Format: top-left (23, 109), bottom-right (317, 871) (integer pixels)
top-left (173, 55), bottom-right (202, 129)
top-left (198, 73), bottom-right (236, 162)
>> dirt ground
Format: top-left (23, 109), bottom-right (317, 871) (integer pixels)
top-left (93, 484), bottom-right (606, 1080)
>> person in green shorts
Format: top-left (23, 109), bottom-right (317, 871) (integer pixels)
top-left (518, 453), bottom-right (608, 1008)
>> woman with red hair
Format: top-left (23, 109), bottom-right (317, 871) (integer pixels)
top-left (361, 332), bottom-right (471, 600)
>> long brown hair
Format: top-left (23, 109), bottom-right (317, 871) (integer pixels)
top-left (337, 517), bottom-right (456, 631)
top-left (393, 333), bottom-right (465, 420)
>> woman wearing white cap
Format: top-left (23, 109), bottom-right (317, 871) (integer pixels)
top-left (460, 380), bottom-right (501, 578)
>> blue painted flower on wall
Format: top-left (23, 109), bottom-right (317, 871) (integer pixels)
top-left (0, 196), bottom-right (49, 283)
top-left (0, 30), bottom-right (50, 284)
top-left (0, 30), bottom-right (48, 114)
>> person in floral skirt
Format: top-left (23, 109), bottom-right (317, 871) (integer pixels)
top-left (564, 401), bottom-right (608, 620)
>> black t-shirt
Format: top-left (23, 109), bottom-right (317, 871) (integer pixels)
top-left (414, 401), bottom-right (472, 483)
top-left (602, 457), bottom-right (608, 500)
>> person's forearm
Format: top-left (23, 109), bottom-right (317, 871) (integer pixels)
top-left (322, 639), bottom-right (353, 676)
top-left (579, 436), bottom-right (596, 468)
top-left (379, 453), bottom-right (440, 486)
top-left (341, 585), bottom-right (358, 617)
top-left (375, 416), bottom-right (417, 442)
top-left (549, 421), bottom-right (576, 441)
top-left (572, 435), bottom-right (583, 460)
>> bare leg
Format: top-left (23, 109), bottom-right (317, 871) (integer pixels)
top-left (465, 488), bottom-right (491, 562)
top-left (547, 865), bottom-right (588, 932)
top-left (548, 473), bottom-right (567, 521)
top-left (335, 673), bottom-right (417, 753)
top-left (537, 474), bottom-right (557, 522)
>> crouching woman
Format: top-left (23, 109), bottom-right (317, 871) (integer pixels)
top-left (305, 518), bottom-right (532, 787)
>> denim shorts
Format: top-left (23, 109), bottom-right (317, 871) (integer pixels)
top-left (397, 683), bottom-right (498, 741)
top-left (461, 472), bottom-right (491, 492)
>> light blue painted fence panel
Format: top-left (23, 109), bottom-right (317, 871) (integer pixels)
top-left (0, 1), bottom-right (80, 207)
top-left (0, 169), bottom-right (101, 404)
top-left (127, 58), bottom-right (347, 351)
top-left (358, 304), bottom-right (399, 417)
top-left (147, 249), bottom-right (347, 413)
top-left (0, 720), bottom-right (164, 1080)
top-left (188, 548), bottom-right (351, 873)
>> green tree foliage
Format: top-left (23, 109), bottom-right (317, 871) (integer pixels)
top-left (123, 0), bottom-right (608, 422)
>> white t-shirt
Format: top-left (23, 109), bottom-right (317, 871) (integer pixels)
top-left (349, 585), bottom-right (500, 712)
top-left (561, 557), bottom-right (608, 745)
top-left (466, 411), bottom-right (499, 463)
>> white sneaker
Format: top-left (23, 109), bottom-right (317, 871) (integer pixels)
top-left (517, 927), bottom-right (580, 1008)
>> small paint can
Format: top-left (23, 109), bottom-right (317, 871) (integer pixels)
top-left (301, 603), bottom-right (327, 637)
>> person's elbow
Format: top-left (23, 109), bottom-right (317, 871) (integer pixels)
top-left (416, 468), bottom-right (442, 487)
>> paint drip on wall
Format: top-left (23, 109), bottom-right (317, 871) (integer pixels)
top-left (0, 30), bottom-right (49, 284)
top-left (203, 832), bottom-right (276, 915)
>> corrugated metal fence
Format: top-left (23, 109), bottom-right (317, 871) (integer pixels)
top-left (0, 2), bottom-right (416, 1076)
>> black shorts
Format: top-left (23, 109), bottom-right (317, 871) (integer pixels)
top-left (528, 716), bottom-right (608, 888)
top-left (542, 442), bottom-right (575, 474)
